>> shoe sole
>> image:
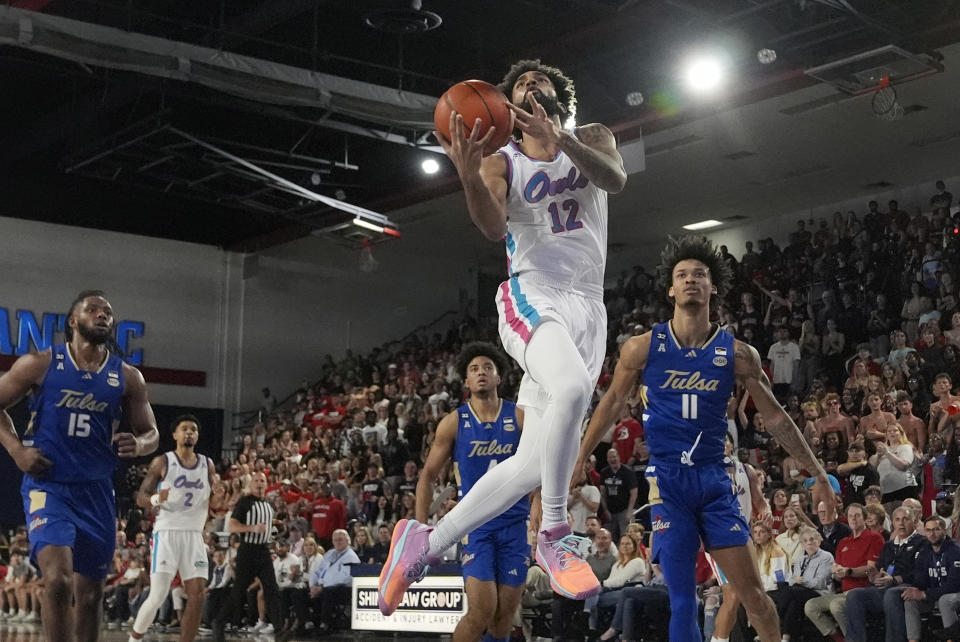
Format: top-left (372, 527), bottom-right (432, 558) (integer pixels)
top-left (378, 518), bottom-right (415, 616)
top-left (535, 549), bottom-right (601, 600)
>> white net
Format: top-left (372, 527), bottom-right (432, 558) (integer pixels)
top-left (871, 85), bottom-right (904, 121)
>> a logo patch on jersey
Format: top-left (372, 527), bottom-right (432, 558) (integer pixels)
top-left (82, 372), bottom-right (92, 380)
top-left (28, 516), bottom-right (47, 532)
top-left (56, 363), bottom-right (64, 370)
top-left (730, 524), bottom-right (741, 532)
top-left (713, 356), bottom-right (728, 367)
top-left (463, 421), bottom-right (470, 428)
top-left (715, 347), bottom-right (728, 356)
top-left (657, 333), bottom-right (666, 340)
top-left (503, 420), bottom-right (516, 432)
top-left (658, 344), bottom-right (666, 352)
top-left (461, 413), bottom-right (470, 419)
top-left (508, 568), bottom-right (518, 576)
top-left (685, 350), bottom-right (697, 358)
top-left (107, 377), bottom-right (120, 387)
top-left (461, 552), bottom-right (475, 566)
top-left (652, 514), bottom-right (670, 532)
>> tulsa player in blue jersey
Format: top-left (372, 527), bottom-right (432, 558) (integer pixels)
top-left (0, 290), bottom-right (159, 642)
top-left (416, 342), bottom-right (528, 642)
top-left (576, 237), bottom-right (836, 642)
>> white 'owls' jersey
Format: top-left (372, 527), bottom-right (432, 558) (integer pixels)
top-left (154, 452), bottom-right (211, 531)
top-left (499, 132), bottom-right (609, 298)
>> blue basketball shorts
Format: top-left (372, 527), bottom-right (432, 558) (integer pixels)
top-left (645, 461), bottom-right (750, 563)
top-left (461, 519), bottom-right (529, 587)
top-left (22, 476), bottom-right (116, 581)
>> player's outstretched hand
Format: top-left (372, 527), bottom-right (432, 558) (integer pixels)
top-left (507, 93), bottom-right (561, 147)
top-left (434, 111), bottom-right (496, 180)
top-left (13, 446), bottom-right (52, 477)
top-left (113, 432), bottom-right (140, 458)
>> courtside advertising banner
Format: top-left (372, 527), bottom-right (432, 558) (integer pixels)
top-left (352, 574), bottom-right (468, 632)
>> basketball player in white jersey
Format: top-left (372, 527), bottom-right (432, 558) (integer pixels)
top-left (379, 60), bottom-right (627, 617)
top-left (130, 415), bottom-right (220, 642)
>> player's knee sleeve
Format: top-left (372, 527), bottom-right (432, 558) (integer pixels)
top-left (142, 584), bottom-right (170, 612)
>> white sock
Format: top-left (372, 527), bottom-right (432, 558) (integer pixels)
top-left (541, 493), bottom-right (568, 529)
top-left (711, 637), bottom-right (730, 642)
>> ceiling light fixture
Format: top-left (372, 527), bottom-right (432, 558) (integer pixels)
top-left (684, 57), bottom-right (724, 93)
top-left (682, 219), bottom-right (723, 230)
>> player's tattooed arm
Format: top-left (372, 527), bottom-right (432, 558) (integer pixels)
top-left (734, 340), bottom-right (829, 485)
top-left (574, 333), bottom-right (650, 484)
top-left (136, 454), bottom-right (168, 510)
top-left (560, 123), bottom-right (627, 194)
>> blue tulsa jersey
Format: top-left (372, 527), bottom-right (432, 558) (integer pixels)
top-left (453, 400), bottom-right (529, 526)
top-left (24, 345), bottom-right (124, 483)
top-left (642, 322), bottom-right (735, 467)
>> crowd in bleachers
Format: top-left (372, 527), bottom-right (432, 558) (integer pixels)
top-left (2, 179), bottom-right (960, 640)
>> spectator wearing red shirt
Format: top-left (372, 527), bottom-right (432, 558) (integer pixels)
top-left (803, 503), bottom-right (883, 641)
top-left (311, 482), bottom-right (346, 551)
top-left (612, 407), bottom-right (643, 464)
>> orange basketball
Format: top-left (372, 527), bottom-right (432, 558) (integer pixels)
top-left (434, 80), bottom-right (515, 156)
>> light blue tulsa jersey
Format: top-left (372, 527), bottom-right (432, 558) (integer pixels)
top-left (641, 322), bottom-right (735, 467)
top-left (453, 400), bottom-right (529, 528)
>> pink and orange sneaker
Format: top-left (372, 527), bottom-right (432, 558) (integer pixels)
top-left (377, 519), bottom-right (441, 616)
top-left (535, 523), bottom-right (601, 600)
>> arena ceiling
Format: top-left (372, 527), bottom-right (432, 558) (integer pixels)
top-left (1, 0), bottom-right (959, 255)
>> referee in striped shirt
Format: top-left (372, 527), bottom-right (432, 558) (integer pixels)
top-left (213, 472), bottom-right (293, 642)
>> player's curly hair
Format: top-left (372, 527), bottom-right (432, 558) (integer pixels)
top-left (498, 59), bottom-right (577, 120)
top-left (657, 235), bottom-right (734, 300)
top-left (457, 341), bottom-right (508, 381)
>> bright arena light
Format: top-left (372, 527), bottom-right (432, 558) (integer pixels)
top-left (684, 57), bottom-right (724, 93)
top-left (421, 158), bottom-right (440, 174)
top-left (682, 219), bottom-right (722, 231)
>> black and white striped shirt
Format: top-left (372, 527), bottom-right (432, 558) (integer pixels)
top-left (233, 494), bottom-right (274, 546)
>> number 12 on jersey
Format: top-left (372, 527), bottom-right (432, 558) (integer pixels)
top-left (681, 394), bottom-right (698, 419)
top-left (548, 199), bottom-right (583, 233)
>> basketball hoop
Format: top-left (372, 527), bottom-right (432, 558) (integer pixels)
top-left (871, 76), bottom-right (904, 121)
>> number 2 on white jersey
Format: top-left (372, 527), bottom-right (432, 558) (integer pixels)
top-left (681, 394), bottom-right (698, 419)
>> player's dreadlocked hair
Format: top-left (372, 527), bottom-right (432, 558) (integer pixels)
top-left (498, 58), bottom-right (577, 119)
top-left (65, 289), bottom-right (123, 354)
top-left (657, 235), bottom-right (734, 301)
top-left (457, 341), bottom-right (508, 381)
